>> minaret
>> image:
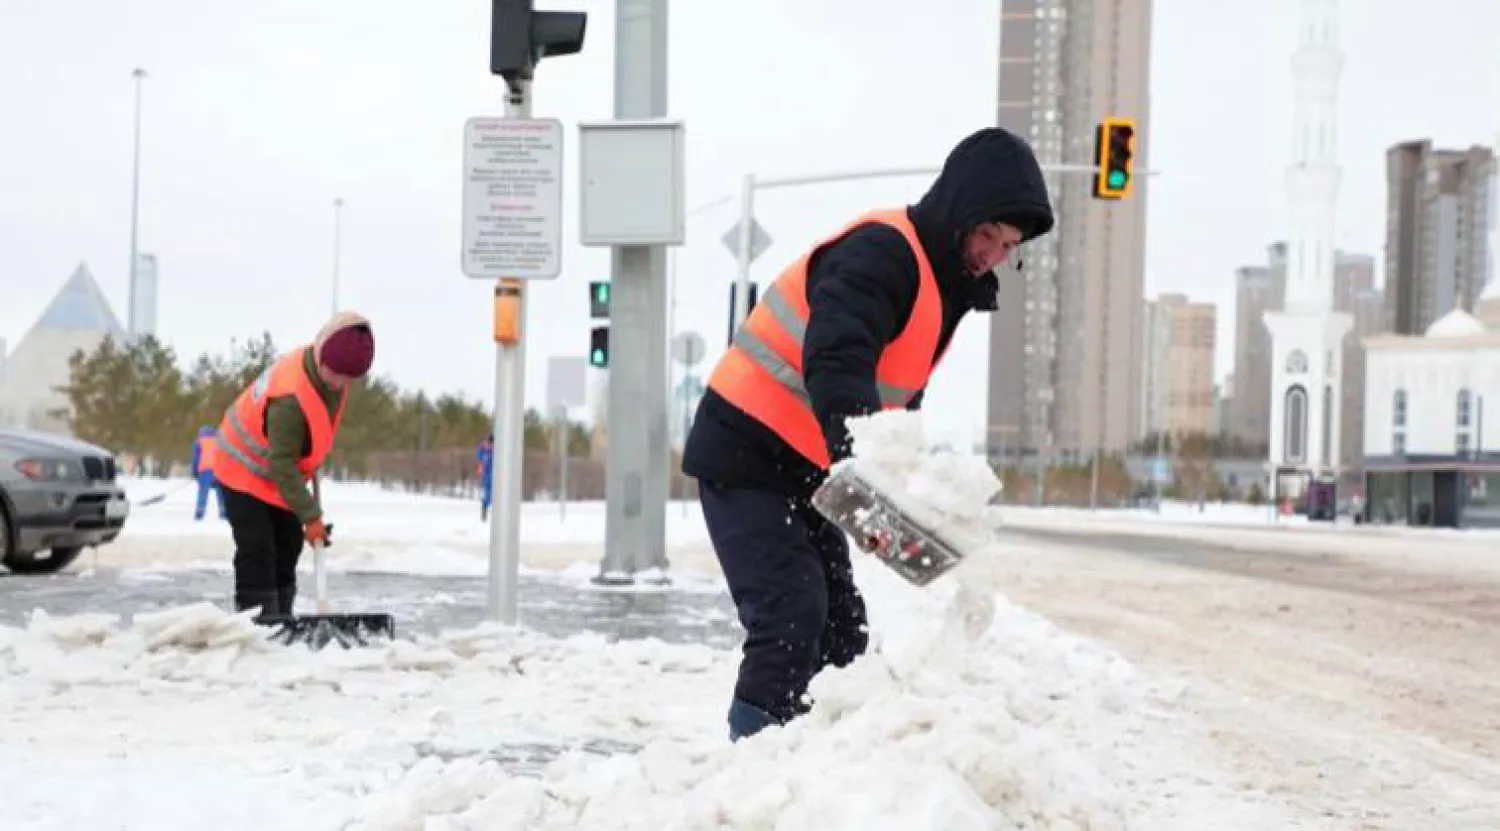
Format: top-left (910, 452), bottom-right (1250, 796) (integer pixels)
top-left (1263, 0), bottom-right (1354, 484)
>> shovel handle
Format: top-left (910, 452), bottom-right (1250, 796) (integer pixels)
top-left (313, 539), bottom-right (329, 613)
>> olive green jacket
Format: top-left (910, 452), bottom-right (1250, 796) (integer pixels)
top-left (263, 348), bottom-right (344, 523)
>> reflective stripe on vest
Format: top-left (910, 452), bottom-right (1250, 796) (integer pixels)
top-left (706, 208), bottom-right (943, 469)
top-left (212, 346), bottom-right (346, 509)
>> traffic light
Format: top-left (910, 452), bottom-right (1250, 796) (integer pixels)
top-left (489, 0), bottom-right (588, 87)
top-left (1092, 116), bottom-right (1137, 200)
top-left (727, 281), bottom-right (760, 347)
top-left (588, 280), bottom-right (610, 319)
top-left (589, 326), bottom-right (609, 368)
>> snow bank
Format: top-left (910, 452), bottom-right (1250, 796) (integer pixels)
top-left (0, 558), bottom-right (1275, 829)
top-left (338, 562), bottom-right (1268, 830)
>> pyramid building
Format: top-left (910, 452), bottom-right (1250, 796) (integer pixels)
top-left (0, 264), bottom-right (127, 434)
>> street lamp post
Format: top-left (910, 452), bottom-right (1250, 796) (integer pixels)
top-left (127, 68), bottom-right (147, 339)
top-left (331, 197), bottom-right (344, 316)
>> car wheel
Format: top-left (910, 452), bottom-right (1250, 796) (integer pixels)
top-left (2, 546), bottom-right (86, 575)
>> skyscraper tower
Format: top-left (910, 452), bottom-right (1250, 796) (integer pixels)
top-left (1262, 0), bottom-right (1354, 481)
top-left (989, 0), bottom-right (1153, 460)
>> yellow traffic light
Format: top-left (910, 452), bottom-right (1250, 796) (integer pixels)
top-left (1093, 116), bottom-right (1137, 200)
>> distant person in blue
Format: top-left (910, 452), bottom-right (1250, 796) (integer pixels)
top-left (190, 426), bottom-right (226, 521)
top-left (476, 433), bottom-right (494, 521)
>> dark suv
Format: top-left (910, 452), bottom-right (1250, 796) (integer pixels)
top-left (0, 428), bottom-right (130, 574)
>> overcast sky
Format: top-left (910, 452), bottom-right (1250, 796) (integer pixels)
top-left (3, 0), bottom-right (1498, 446)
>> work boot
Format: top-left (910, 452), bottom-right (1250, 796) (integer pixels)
top-left (235, 590), bottom-right (281, 620)
top-left (277, 586), bottom-right (297, 616)
top-left (728, 698), bottom-right (781, 742)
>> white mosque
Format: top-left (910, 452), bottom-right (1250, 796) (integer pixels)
top-left (1360, 281), bottom-right (1500, 527)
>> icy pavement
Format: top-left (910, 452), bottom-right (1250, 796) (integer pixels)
top-left (0, 566), bottom-right (742, 646)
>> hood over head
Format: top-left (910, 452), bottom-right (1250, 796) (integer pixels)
top-left (910, 127), bottom-right (1055, 281)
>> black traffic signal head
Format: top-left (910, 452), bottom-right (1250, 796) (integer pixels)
top-left (1092, 116), bottom-right (1137, 199)
top-left (588, 280), bottom-right (610, 319)
top-left (490, 0), bottom-right (588, 86)
top-left (589, 326), bottom-right (609, 368)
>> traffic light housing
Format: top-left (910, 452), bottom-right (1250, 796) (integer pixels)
top-left (588, 280), bottom-right (610, 319)
top-left (589, 326), bottom-right (609, 368)
top-left (489, 0), bottom-right (588, 87)
top-left (727, 282), bottom-right (760, 347)
top-left (1092, 116), bottom-right (1137, 200)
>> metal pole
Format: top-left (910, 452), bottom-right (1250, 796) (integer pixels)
top-left (1089, 447), bottom-right (1099, 510)
top-left (681, 373), bottom-right (692, 518)
top-left (486, 78), bottom-right (530, 625)
top-left (127, 68), bottom-right (146, 339)
top-left (1153, 428), bottom-right (1165, 511)
top-left (732, 173), bottom-right (755, 331)
top-left (556, 406), bottom-right (568, 521)
top-left (600, 0), bottom-right (670, 585)
top-left (331, 197), bottom-right (344, 315)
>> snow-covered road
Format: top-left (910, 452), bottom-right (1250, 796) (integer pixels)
top-left (1, 465), bottom-right (1494, 828)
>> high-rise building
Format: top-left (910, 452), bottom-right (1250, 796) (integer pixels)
top-left (129, 252), bottom-right (159, 340)
top-left (1229, 262), bottom-right (1281, 449)
top-left (989, 0), bottom-right (1154, 461)
top-left (1140, 294), bottom-right (1216, 437)
top-left (1217, 379), bottom-right (1234, 437)
top-left (1385, 140), bottom-right (1493, 335)
top-left (1138, 298), bottom-right (1170, 437)
top-left (1344, 282), bottom-right (1386, 469)
top-left (1229, 243), bottom-right (1377, 469)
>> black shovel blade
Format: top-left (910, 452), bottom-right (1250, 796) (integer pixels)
top-left (255, 613), bottom-right (397, 650)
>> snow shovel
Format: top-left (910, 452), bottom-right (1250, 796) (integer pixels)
top-left (262, 529), bottom-right (396, 649)
top-left (261, 482), bottom-right (397, 649)
top-left (811, 463), bottom-right (971, 587)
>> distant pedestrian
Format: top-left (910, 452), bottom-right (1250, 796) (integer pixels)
top-left (190, 425), bottom-right (226, 521)
top-left (476, 433), bottom-right (495, 521)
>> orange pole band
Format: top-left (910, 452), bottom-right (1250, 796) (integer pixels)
top-left (493, 279), bottom-right (523, 345)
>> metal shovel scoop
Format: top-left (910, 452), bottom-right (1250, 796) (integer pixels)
top-left (811, 463), bottom-right (970, 587)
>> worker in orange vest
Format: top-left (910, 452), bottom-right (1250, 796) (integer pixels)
top-left (212, 312), bottom-right (374, 618)
top-left (190, 425), bottom-right (225, 521)
top-left (682, 128), bottom-right (1055, 740)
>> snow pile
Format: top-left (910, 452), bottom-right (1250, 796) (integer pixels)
top-left (846, 410), bottom-right (1002, 516)
top-left (331, 568), bottom-right (1260, 830)
top-left (839, 409), bottom-right (1003, 553)
top-left (0, 566), bottom-right (1275, 830)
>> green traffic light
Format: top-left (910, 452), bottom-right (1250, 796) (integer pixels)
top-left (591, 349), bottom-right (606, 366)
top-left (595, 284), bottom-right (610, 303)
top-left (1108, 170), bottom-right (1128, 188)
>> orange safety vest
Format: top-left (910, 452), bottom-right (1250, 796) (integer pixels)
top-left (212, 346), bottom-right (347, 509)
top-left (196, 435), bottom-right (218, 473)
top-left (707, 208), bottom-right (945, 469)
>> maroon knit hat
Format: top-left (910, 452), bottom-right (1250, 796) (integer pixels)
top-left (319, 323), bottom-right (374, 378)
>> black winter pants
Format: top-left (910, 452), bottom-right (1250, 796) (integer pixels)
top-left (700, 480), bottom-right (870, 722)
top-left (221, 483), bottom-right (305, 617)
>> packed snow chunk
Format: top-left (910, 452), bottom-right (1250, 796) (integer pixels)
top-left (22, 608), bottom-right (120, 650)
top-left (841, 410), bottom-right (1003, 556)
top-left (130, 603), bottom-right (273, 652)
top-left (845, 410), bottom-right (1001, 519)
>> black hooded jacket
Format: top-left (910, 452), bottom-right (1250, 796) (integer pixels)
top-left (681, 128), bottom-right (1054, 498)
